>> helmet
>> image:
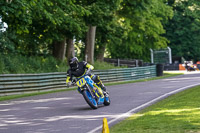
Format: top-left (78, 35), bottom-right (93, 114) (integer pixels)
top-left (69, 57), bottom-right (79, 70)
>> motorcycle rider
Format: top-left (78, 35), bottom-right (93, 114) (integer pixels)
top-left (66, 57), bottom-right (108, 96)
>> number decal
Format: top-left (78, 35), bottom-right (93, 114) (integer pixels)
top-left (76, 78), bottom-right (86, 87)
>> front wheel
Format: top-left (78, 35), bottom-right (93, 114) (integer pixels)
top-left (82, 90), bottom-right (98, 109)
top-left (104, 95), bottom-right (110, 106)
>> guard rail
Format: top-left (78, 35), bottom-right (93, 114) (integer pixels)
top-left (0, 65), bottom-right (156, 96)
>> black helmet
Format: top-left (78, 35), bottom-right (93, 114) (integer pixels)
top-left (69, 57), bottom-right (79, 70)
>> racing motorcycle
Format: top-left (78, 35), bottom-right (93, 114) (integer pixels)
top-left (72, 74), bottom-right (110, 109)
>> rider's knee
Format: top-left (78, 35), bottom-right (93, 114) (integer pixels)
top-left (91, 75), bottom-right (100, 83)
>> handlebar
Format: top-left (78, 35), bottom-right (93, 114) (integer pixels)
top-left (72, 79), bottom-right (77, 84)
top-left (85, 68), bottom-right (91, 75)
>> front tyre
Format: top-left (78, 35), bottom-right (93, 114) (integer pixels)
top-left (104, 96), bottom-right (110, 106)
top-left (82, 90), bottom-right (98, 109)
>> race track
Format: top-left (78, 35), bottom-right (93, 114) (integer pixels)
top-left (0, 73), bottom-right (200, 133)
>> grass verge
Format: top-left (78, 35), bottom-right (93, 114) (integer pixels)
top-left (110, 85), bottom-right (200, 133)
top-left (0, 72), bottom-right (183, 102)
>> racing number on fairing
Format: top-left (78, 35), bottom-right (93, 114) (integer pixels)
top-left (76, 78), bottom-right (86, 87)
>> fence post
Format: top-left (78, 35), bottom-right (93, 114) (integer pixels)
top-left (150, 49), bottom-right (154, 64)
top-left (167, 47), bottom-right (172, 64)
top-left (117, 58), bottom-right (120, 67)
top-left (136, 60), bottom-right (138, 67)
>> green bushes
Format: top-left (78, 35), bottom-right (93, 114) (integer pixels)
top-left (0, 54), bottom-right (123, 74)
top-left (0, 54), bottom-right (68, 74)
top-left (93, 61), bottom-right (126, 70)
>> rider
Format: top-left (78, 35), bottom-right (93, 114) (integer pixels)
top-left (66, 57), bottom-right (108, 95)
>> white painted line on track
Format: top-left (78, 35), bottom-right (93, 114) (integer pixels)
top-left (88, 83), bottom-right (200, 133)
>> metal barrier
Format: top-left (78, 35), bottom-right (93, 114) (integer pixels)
top-left (0, 65), bottom-right (156, 96)
top-left (104, 58), bottom-right (143, 67)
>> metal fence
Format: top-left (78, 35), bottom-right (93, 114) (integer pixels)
top-left (164, 64), bottom-right (179, 70)
top-left (0, 65), bottom-right (156, 96)
top-left (104, 58), bottom-right (143, 67)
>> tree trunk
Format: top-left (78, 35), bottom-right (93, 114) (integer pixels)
top-left (66, 38), bottom-right (75, 62)
top-left (97, 44), bottom-right (106, 62)
top-left (53, 39), bottom-right (66, 61)
top-left (85, 25), bottom-right (96, 64)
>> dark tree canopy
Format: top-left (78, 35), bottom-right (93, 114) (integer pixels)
top-left (3, 0), bottom-right (200, 64)
top-left (107, 0), bottom-right (173, 61)
top-left (164, 0), bottom-right (200, 61)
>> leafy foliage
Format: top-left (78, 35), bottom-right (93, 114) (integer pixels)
top-left (0, 0), bottom-right (89, 55)
top-left (107, 0), bottom-right (173, 61)
top-left (94, 1), bottom-right (123, 60)
top-left (1, 0), bottom-right (194, 73)
top-left (0, 54), bottom-right (123, 74)
top-left (0, 31), bottom-right (16, 54)
top-left (164, 0), bottom-right (200, 61)
top-left (0, 53), bottom-right (68, 74)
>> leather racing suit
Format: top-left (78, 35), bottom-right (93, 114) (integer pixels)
top-left (66, 61), bottom-right (106, 92)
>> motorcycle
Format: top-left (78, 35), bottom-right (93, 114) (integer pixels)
top-left (73, 75), bottom-right (110, 109)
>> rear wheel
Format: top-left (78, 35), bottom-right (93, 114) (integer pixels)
top-left (82, 90), bottom-right (98, 109)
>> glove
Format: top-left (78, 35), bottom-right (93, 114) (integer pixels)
top-left (66, 77), bottom-right (71, 86)
top-left (66, 76), bottom-right (70, 83)
top-left (66, 81), bottom-right (72, 88)
top-left (67, 82), bottom-right (72, 86)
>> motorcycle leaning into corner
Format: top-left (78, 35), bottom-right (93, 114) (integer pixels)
top-left (67, 73), bottom-right (110, 109)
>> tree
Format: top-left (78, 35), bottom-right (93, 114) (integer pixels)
top-left (77, 0), bottom-right (121, 64)
top-left (0, 0), bottom-right (88, 60)
top-left (164, 0), bottom-right (200, 61)
top-left (26, 0), bottom-right (88, 60)
top-left (0, 0), bottom-right (175, 64)
top-left (95, 17), bottom-right (125, 62)
top-left (107, 0), bottom-right (173, 61)
top-left (0, 0), bottom-right (33, 55)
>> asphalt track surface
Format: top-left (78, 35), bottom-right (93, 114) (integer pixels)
top-left (0, 72), bottom-right (200, 133)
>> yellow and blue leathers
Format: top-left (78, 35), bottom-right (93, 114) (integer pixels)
top-left (66, 61), bottom-right (94, 83)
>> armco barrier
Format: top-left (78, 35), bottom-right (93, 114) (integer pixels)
top-left (0, 65), bottom-right (156, 96)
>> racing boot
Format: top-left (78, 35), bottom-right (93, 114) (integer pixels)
top-left (97, 83), bottom-right (109, 97)
top-left (92, 75), bottom-right (109, 96)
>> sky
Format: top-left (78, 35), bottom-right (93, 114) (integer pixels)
top-left (0, 18), bottom-right (8, 32)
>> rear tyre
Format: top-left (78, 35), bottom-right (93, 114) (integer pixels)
top-left (82, 90), bottom-right (98, 109)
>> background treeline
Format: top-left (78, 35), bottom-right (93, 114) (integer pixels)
top-left (1, 0), bottom-right (200, 73)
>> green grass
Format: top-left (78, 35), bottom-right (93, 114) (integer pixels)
top-left (110, 85), bottom-right (200, 133)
